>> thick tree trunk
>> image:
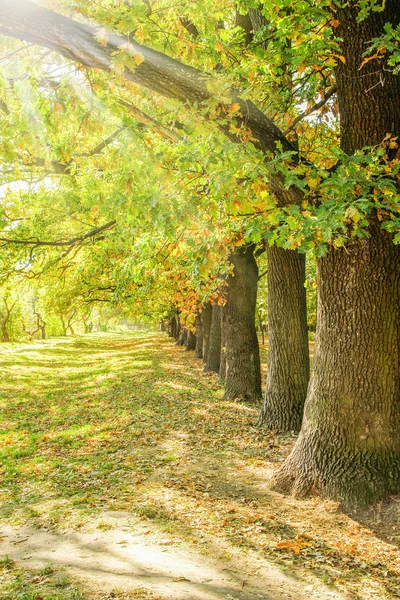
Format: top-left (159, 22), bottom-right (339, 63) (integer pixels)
top-left (185, 329), bottom-right (196, 351)
top-left (272, 224), bottom-right (400, 506)
top-left (173, 312), bottom-right (180, 341)
top-left (222, 246), bottom-right (262, 402)
top-left (201, 302), bottom-right (212, 364)
top-left (259, 246), bottom-right (309, 430)
top-left (195, 313), bottom-right (203, 358)
top-left (273, 1), bottom-right (400, 507)
top-left (204, 305), bottom-right (221, 373)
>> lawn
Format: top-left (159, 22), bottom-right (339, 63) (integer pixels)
top-left (0, 332), bottom-right (399, 599)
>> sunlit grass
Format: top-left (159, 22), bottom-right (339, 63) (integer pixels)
top-left (0, 331), bottom-right (263, 527)
top-left (0, 331), bottom-right (399, 600)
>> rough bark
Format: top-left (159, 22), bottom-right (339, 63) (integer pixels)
top-left (222, 246), bottom-right (262, 402)
top-left (259, 246), bottom-right (309, 430)
top-left (195, 313), bottom-right (203, 359)
top-left (273, 224), bottom-right (400, 506)
top-left (204, 305), bottom-right (221, 374)
top-left (185, 329), bottom-right (196, 351)
top-left (201, 303), bottom-right (212, 364)
top-left (219, 312), bottom-right (227, 382)
top-left (272, 0), bottom-right (400, 507)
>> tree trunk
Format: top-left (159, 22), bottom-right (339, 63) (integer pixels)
top-left (60, 316), bottom-right (67, 336)
top-left (1, 320), bottom-right (9, 342)
top-left (178, 329), bottom-right (187, 346)
top-left (204, 304), bottom-right (221, 373)
top-left (195, 313), bottom-right (203, 358)
top-left (185, 329), bottom-right (196, 351)
top-left (222, 245), bottom-right (262, 402)
top-left (273, 224), bottom-right (400, 506)
top-left (273, 0), bottom-right (400, 507)
top-left (219, 311), bottom-right (227, 382)
top-left (172, 312), bottom-right (180, 340)
top-left (201, 302), bottom-right (212, 364)
top-left (259, 246), bottom-right (309, 430)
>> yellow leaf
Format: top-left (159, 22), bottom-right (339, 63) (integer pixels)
top-left (307, 177), bottom-right (321, 189)
top-left (227, 102), bottom-right (241, 114)
top-left (134, 52), bottom-right (144, 66)
top-left (276, 540), bottom-right (302, 554)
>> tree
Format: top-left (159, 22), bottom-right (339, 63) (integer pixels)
top-left (272, 0), bottom-right (400, 506)
top-left (204, 304), bottom-right (221, 374)
top-left (222, 244), bottom-right (261, 402)
top-left (258, 245), bottom-right (309, 430)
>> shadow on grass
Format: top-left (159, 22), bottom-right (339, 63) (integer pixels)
top-left (0, 331), bottom-right (398, 600)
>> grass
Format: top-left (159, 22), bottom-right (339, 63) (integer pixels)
top-left (0, 331), bottom-right (399, 600)
top-left (0, 556), bottom-right (84, 600)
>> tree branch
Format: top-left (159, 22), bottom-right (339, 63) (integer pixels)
top-left (258, 269), bottom-right (267, 280)
top-left (283, 85), bottom-right (337, 136)
top-left (119, 99), bottom-right (182, 143)
top-left (11, 127), bottom-right (124, 175)
top-left (0, 219), bottom-right (116, 247)
top-left (0, 0), bottom-right (303, 205)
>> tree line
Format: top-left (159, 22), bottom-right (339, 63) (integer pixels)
top-left (0, 0), bottom-right (399, 508)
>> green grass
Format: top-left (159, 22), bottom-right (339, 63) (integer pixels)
top-left (0, 557), bottom-right (84, 600)
top-left (1, 331), bottom-right (399, 600)
top-left (0, 331), bottom-right (262, 528)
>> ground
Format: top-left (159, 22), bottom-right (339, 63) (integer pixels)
top-left (0, 331), bottom-right (399, 600)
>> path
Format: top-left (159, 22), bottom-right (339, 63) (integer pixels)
top-left (1, 511), bottom-right (342, 600)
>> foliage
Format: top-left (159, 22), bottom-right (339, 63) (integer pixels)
top-left (0, 0), bottom-right (399, 324)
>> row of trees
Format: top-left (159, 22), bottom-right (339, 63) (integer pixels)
top-left (0, 281), bottom-right (124, 341)
top-left (0, 0), bottom-right (399, 508)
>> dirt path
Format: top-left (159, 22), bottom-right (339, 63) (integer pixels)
top-left (0, 511), bottom-right (343, 600)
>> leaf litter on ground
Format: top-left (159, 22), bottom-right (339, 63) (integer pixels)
top-left (0, 331), bottom-right (399, 600)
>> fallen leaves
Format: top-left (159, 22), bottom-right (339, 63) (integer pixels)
top-left (276, 533), bottom-right (313, 555)
top-left (1, 332), bottom-right (399, 600)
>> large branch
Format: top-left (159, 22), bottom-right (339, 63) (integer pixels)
top-left (0, 0), bottom-right (302, 204)
top-left (0, 220), bottom-right (116, 247)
